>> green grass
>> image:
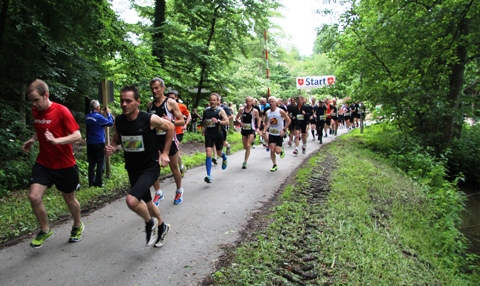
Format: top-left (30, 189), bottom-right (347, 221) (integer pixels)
top-left (212, 129), bottom-right (480, 285)
top-left (0, 131), bottom-right (243, 244)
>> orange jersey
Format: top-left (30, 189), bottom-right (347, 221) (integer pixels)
top-left (176, 103), bottom-right (190, 134)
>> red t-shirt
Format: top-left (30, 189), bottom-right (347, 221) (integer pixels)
top-left (33, 102), bottom-right (80, 169)
top-left (175, 103), bottom-right (190, 135)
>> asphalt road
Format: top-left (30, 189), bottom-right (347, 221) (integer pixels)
top-left (0, 128), bottom-right (348, 286)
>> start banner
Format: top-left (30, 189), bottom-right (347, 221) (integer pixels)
top-left (296, 76), bottom-right (335, 89)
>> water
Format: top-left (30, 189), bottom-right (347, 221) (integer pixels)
top-left (460, 185), bottom-right (480, 255)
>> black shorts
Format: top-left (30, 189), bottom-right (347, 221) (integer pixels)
top-left (296, 122), bottom-right (308, 133)
top-left (176, 133), bottom-right (184, 143)
top-left (158, 140), bottom-right (179, 157)
top-left (268, 134), bottom-right (283, 147)
top-left (350, 115), bottom-right (355, 123)
top-left (288, 120), bottom-right (296, 131)
top-left (205, 135), bottom-right (224, 151)
top-left (325, 118), bottom-right (332, 126)
top-left (331, 116), bottom-right (338, 121)
top-left (30, 163), bottom-right (80, 193)
top-left (241, 129), bottom-right (255, 136)
top-left (128, 167), bottom-right (159, 202)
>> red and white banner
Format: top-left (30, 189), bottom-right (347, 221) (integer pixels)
top-left (296, 76), bottom-right (335, 89)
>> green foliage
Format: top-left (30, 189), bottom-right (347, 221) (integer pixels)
top-left (0, 99), bottom-right (37, 197)
top-left (320, 0), bottom-right (480, 153)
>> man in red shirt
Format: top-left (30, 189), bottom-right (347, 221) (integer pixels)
top-left (167, 91), bottom-right (190, 177)
top-left (22, 79), bottom-right (84, 248)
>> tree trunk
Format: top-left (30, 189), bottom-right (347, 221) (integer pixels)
top-left (439, 17), bottom-right (469, 154)
top-left (193, 5), bottom-right (220, 109)
top-left (0, 0), bottom-right (9, 52)
top-left (152, 0), bottom-right (166, 68)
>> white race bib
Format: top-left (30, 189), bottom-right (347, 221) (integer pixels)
top-left (121, 135), bottom-right (145, 152)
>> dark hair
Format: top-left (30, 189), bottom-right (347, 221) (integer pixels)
top-left (166, 90), bottom-right (178, 97)
top-left (120, 85), bottom-right (140, 100)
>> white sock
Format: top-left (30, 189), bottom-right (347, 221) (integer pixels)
top-left (156, 189), bottom-right (162, 195)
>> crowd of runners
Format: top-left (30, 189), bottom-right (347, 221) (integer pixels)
top-left (22, 77), bottom-right (365, 250)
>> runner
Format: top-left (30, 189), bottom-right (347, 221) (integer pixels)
top-left (202, 93), bottom-right (230, 183)
top-left (105, 85), bottom-right (172, 247)
top-left (263, 96), bottom-right (291, 171)
top-left (148, 78), bottom-right (185, 206)
top-left (167, 90), bottom-right (190, 178)
top-left (293, 96), bottom-right (312, 155)
top-left (235, 96), bottom-right (261, 169)
top-left (22, 79), bottom-right (84, 248)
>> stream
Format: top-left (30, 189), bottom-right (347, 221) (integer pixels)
top-left (460, 185), bottom-right (480, 255)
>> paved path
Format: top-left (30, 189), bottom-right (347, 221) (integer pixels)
top-left (0, 129), bottom-right (348, 286)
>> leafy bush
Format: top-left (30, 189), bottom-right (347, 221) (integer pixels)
top-left (0, 99), bottom-right (37, 197)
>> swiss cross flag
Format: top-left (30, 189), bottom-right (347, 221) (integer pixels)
top-left (297, 78), bottom-right (304, 86)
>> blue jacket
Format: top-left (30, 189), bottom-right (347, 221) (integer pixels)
top-left (86, 111), bottom-right (114, 144)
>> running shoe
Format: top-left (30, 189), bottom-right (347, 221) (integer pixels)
top-left (324, 134), bottom-right (328, 138)
top-left (270, 165), bottom-right (278, 172)
top-left (293, 149), bottom-right (298, 155)
top-left (212, 158), bottom-right (218, 165)
top-left (226, 146), bottom-right (231, 155)
top-left (287, 141), bottom-right (292, 147)
top-left (69, 221), bottom-right (85, 243)
top-left (204, 175), bottom-right (212, 183)
top-left (252, 144), bottom-right (255, 149)
top-left (266, 147), bottom-right (270, 152)
top-left (280, 147), bottom-right (285, 159)
top-left (312, 137), bottom-right (316, 141)
top-left (146, 217), bottom-right (159, 246)
top-left (180, 165), bottom-right (186, 177)
top-left (154, 223), bottom-right (171, 248)
top-left (174, 188), bottom-right (184, 205)
top-left (153, 191), bottom-right (164, 207)
top-left (302, 146), bottom-right (306, 154)
top-left (222, 156), bottom-right (228, 170)
top-left (30, 229), bottom-right (53, 248)
top-left (242, 162), bottom-right (247, 169)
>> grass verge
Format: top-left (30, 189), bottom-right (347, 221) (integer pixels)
top-left (210, 130), bottom-right (480, 285)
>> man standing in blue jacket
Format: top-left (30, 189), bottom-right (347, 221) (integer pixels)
top-left (86, 100), bottom-right (114, 187)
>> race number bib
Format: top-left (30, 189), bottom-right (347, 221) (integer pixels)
top-left (205, 119), bottom-right (216, 128)
top-left (121, 135), bottom-right (145, 152)
top-left (242, 123), bottom-right (252, 130)
top-left (296, 114), bottom-right (304, 120)
top-left (318, 115), bottom-right (325, 120)
top-left (269, 128), bottom-right (280, 134)
top-left (331, 112), bottom-right (337, 116)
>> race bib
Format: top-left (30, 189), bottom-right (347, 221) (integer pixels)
top-left (319, 115), bottom-right (325, 120)
top-left (344, 113), bottom-right (350, 116)
top-left (242, 123), bottom-right (252, 130)
top-left (121, 135), bottom-right (145, 152)
top-left (206, 119), bottom-right (216, 128)
top-left (296, 114), bottom-right (304, 120)
top-left (269, 128), bottom-right (280, 134)
top-left (331, 112), bottom-right (337, 116)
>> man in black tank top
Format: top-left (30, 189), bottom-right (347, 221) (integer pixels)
top-left (105, 85), bottom-right (174, 248)
top-left (148, 78), bottom-right (185, 206)
top-left (235, 96), bottom-right (261, 169)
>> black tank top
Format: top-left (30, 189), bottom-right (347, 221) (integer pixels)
top-left (115, 111), bottom-right (158, 172)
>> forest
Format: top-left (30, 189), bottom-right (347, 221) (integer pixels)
top-left (0, 0), bottom-right (479, 197)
